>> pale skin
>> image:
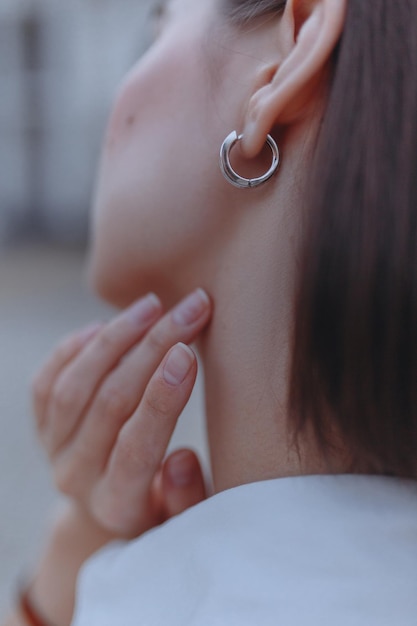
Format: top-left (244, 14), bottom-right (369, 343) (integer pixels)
top-left (3, 0), bottom-right (348, 624)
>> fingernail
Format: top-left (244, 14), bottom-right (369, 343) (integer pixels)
top-left (127, 293), bottom-right (161, 325)
top-left (171, 289), bottom-right (210, 326)
top-left (168, 451), bottom-right (195, 487)
top-left (163, 343), bottom-right (194, 386)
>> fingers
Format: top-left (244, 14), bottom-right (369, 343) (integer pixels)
top-left (89, 343), bottom-right (198, 536)
top-left (51, 289), bottom-right (211, 484)
top-left (41, 288), bottom-right (212, 538)
top-left (161, 449), bottom-right (207, 518)
top-left (44, 293), bottom-right (163, 453)
top-left (32, 323), bottom-right (102, 430)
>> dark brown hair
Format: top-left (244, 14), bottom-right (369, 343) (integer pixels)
top-left (223, 0), bottom-right (286, 23)
top-left (225, 1), bottom-right (417, 478)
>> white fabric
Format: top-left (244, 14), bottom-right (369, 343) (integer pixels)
top-left (71, 475), bottom-right (417, 626)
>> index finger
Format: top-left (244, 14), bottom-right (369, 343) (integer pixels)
top-left (91, 342), bottom-right (197, 536)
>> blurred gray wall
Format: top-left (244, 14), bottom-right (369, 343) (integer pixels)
top-left (0, 2), bottom-right (210, 616)
top-left (0, 0), bottom-right (154, 243)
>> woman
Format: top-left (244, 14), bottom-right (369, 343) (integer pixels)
top-left (4, 0), bottom-right (417, 624)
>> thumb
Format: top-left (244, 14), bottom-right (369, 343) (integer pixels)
top-left (161, 449), bottom-right (207, 519)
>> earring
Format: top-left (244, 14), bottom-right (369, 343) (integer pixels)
top-left (220, 131), bottom-right (280, 189)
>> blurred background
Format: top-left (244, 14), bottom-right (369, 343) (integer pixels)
top-left (0, 0), bottom-right (207, 616)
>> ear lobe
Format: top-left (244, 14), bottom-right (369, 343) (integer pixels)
top-left (241, 0), bottom-right (347, 159)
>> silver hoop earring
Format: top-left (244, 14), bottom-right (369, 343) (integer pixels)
top-left (219, 131), bottom-right (280, 189)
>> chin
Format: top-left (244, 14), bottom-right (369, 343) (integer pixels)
top-left (86, 228), bottom-right (197, 312)
top-left (86, 249), bottom-right (135, 310)
top-left (86, 247), bottom-right (177, 312)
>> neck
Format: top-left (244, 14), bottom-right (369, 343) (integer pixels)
top-left (197, 241), bottom-right (340, 492)
top-left (197, 280), bottom-right (293, 492)
top-left (195, 134), bottom-right (343, 492)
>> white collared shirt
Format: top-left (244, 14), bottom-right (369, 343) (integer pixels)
top-left (72, 475), bottom-right (417, 626)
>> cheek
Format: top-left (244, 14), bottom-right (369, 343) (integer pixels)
top-left (104, 59), bottom-right (164, 156)
top-left (103, 28), bottom-right (208, 158)
top-left (90, 42), bottom-right (221, 306)
top-left (92, 71), bottom-right (202, 305)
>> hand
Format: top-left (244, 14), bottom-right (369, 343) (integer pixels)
top-left (31, 288), bottom-right (212, 539)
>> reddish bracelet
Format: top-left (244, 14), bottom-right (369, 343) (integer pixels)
top-left (17, 585), bottom-right (58, 626)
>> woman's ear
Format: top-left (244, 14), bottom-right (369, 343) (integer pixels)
top-left (241, 0), bottom-right (347, 158)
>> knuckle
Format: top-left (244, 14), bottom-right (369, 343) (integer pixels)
top-left (53, 442), bottom-right (95, 497)
top-left (70, 437), bottom-right (95, 470)
top-left (53, 330), bottom-right (83, 362)
top-left (90, 492), bottom-right (132, 537)
top-left (145, 328), bottom-right (167, 355)
top-left (97, 383), bottom-right (131, 421)
top-left (53, 459), bottom-right (79, 496)
top-left (143, 385), bottom-right (173, 420)
top-left (51, 376), bottom-right (75, 415)
top-left (54, 335), bottom-right (75, 361)
top-left (117, 431), bottom-right (158, 475)
top-left (95, 329), bottom-right (120, 355)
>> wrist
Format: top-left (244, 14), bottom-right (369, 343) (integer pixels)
top-left (23, 501), bottom-right (116, 626)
